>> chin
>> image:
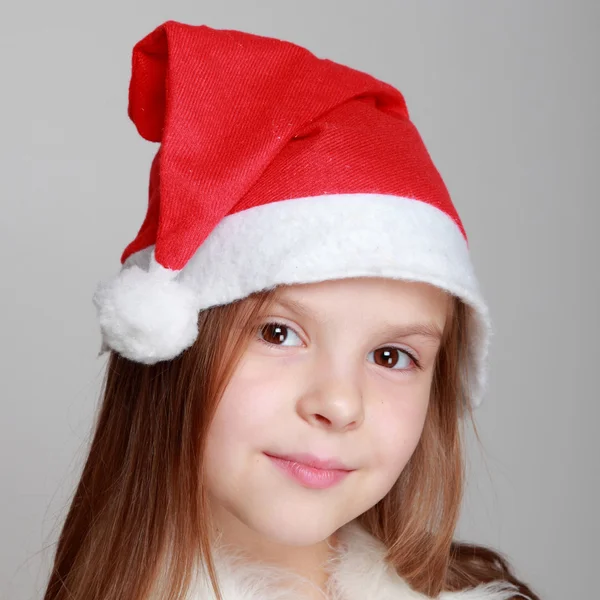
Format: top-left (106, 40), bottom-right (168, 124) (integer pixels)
top-left (237, 499), bottom-right (354, 547)
top-left (246, 517), bottom-right (338, 548)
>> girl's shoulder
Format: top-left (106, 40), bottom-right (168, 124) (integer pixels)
top-left (332, 522), bottom-right (526, 600)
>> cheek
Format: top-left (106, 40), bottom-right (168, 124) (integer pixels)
top-left (368, 384), bottom-right (431, 479)
top-left (205, 356), bottom-right (289, 457)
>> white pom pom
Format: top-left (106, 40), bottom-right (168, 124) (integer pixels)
top-left (92, 263), bottom-right (200, 364)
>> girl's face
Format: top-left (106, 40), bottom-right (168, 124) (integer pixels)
top-left (204, 277), bottom-right (448, 549)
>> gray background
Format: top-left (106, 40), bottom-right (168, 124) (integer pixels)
top-left (1, 1), bottom-right (598, 599)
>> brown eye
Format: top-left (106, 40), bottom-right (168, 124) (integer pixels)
top-left (259, 323), bottom-right (303, 347)
top-left (370, 347), bottom-right (413, 370)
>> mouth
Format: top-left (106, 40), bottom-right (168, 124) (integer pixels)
top-left (264, 452), bottom-right (355, 490)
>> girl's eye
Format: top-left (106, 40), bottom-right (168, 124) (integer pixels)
top-left (258, 324), bottom-right (419, 371)
top-left (259, 322), bottom-right (303, 347)
top-left (368, 347), bottom-right (418, 371)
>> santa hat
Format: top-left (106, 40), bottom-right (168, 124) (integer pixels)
top-left (93, 20), bottom-right (491, 408)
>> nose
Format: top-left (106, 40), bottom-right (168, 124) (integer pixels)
top-left (296, 363), bottom-right (365, 432)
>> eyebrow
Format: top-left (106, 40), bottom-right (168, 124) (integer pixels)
top-left (273, 297), bottom-right (444, 342)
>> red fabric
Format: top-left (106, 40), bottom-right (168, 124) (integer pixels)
top-left (122, 20), bottom-right (464, 270)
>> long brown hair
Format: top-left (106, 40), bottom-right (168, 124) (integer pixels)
top-left (43, 286), bottom-right (540, 600)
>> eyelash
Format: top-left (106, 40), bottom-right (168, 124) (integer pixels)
top-left (255, 321), bottom-right (422, 371)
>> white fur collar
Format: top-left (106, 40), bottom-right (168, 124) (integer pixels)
top-left (186, 521), bottom-right (525, 600)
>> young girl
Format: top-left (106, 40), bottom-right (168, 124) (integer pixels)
top-left (43, 20), bottom-right (540, 600)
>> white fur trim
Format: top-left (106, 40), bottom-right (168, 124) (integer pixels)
top-left (117, 194), bottom-right (490, 406)
top-left (182, 520), bottom-right (529, 599)
top-left (440, 583), bottom-right (531, 600)
top-left (93, 251), bottom-right (200, 363)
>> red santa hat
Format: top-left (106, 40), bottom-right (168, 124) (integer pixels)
top-left (93, 20), bottom-right (491, 407)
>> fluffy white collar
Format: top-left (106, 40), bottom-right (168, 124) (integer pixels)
top-left (187, 521), bottom-right (524, 600)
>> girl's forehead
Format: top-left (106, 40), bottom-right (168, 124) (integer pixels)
top-left (271, 278), bottom-right (450, 325)
top-left (275, 277), bottom-right (449, 302)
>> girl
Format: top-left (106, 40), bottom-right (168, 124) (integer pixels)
top-left (43, 20), bottom-right (540, 600)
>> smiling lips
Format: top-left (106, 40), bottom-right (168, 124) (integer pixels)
top-left (265, 452), bottom-right (354, 489)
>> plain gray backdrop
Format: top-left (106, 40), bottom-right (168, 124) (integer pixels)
top-left (1, 1), bottom-right (598, 599)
